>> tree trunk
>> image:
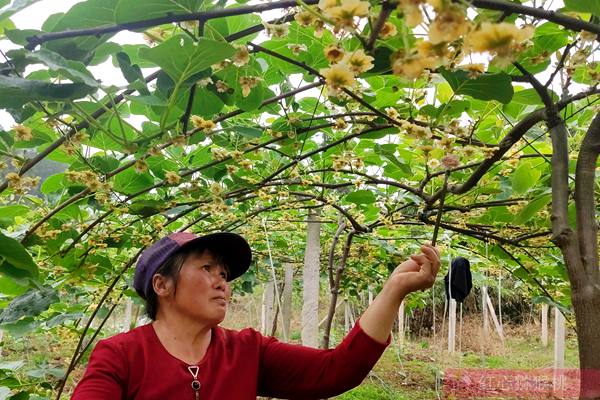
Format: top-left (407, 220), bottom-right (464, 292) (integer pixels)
top-left (302, 209), bottom-right (321, 348)
top-left (550, 113), bottom-right (600, 399)
top-left (571, 287), bottom-right (600, 399)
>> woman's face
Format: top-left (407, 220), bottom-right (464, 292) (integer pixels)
top-left (168, 250), bottom-right (231, 325)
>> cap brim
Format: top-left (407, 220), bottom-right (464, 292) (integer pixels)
top-left (180, 232), bottom-right (252, 281)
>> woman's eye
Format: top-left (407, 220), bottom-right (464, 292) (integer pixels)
top-left (220, 272), bottom-right (227, 279)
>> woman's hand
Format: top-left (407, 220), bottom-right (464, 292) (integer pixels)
top-left (386, 244), bottom-right (441, 298)
top-left (358, 244), bottom-right (440, 343)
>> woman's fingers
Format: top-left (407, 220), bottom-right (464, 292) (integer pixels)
top-left (420, 245), bottom-right (441, 276)
top-left (394, 259), bottom-right (421, 274)
top-left (409, 254), bottom-right (435, 288)
top-left (404, 245), bottom-right (441, 291)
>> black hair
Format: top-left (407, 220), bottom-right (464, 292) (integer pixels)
top-left (144, 246), bottom-right (230, 320)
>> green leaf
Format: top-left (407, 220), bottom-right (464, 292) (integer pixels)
top-left (129, 200), bottom-right (163, 217)
top-left (0, 75), bottom-right (95, 108)
top-left (127, 94), bottom-right (168, 107)
top-left (4, 27), bottom-right (40, 45)
top-left (0, 16), bottom-right (14, 36)
top-left (113, 168), bottom-right (155, 195)
top-left (512, 88), bottom-right (559, 105)
top-left (345, 190), bottom-right (376, 204)
top-left (564, 0), bottom-right (600, 16)
top-left (0, 276), bottom-right (28, 296)
top-left (42, 0), bottom-right (119, 61)
top-left (515, 194), bottom-right (551, 224)
top-left (139, 36), bottom-right (235, 84)
top-left (532, 296), bottom-right (571, 314)
top-left (533, 23), bottom-right (569, 53)
top-left (224, 13), bottom-right (261, 42)
top-left (512, 162), bottom-right (542, 194)
top-left (0, 262), bottom-right (33, 286)
top-left (115, 0), bottom-right (203, 24)
top-left (0, 232), bottom-right (38, 280)
top-left (0, 205), bottom-right (29, 222)
top-left (230, 126), bottom-right (262, 138)
top-left (89, 42), bottom-right (122, 65)
top-left (440, 68), bottom-right (514, 104)
top-left (0, 286), bottom-right (58, 325)
top-left (89, 154), bottom-right (120, 174)
top-left (116, 52), bottom-right (149, 94)
top-left (40, 173), bottom-right (65, 194)
top-left (8, 48), bottom-right (98, 87)
top-left (235, 83), bottom-right (264, 111)
top-left (191, 87), bottom-right (224, 117)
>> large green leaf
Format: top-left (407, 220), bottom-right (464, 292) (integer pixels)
top-left (116, 52), bottom-right (149, 94)
top-left (564, 0), bottom-right (600, 16)
top-left (0, 276), bottom-right (27, 296)
top-left (115, 0), bottom-right (204, 24)
top-left (0, 205), bottom-right (29, 227)
top-left (129, 199), bottom-right (164, 217)
top-left (40, 173), bottom-right (65, 194)
top-left (512, 162), bottom-right (542, 194)
top-left (42, 0), bottom-right (119, 60)
top-left (512, 88), bottom-right (559, 105)
top-left (345, 190), bottom-right (377, 204)
top-left (139, 35), bottom-right (235, 84)
top-left (8, 48), bottom-right (99, 87)
top-left (113, 168), bottom-right (156, 195)
top-left (533, 23), bottom-right (569, 53)
top-left (0, 286), bottom-right (58, 325)
top-left (515, 194), bottom-right (551, 224)
top-left (440, 68), bottom-right (514, 104)
top-left (0, 75), bottom-right (95, 108)
top-left (0, 232), bottom-right (38, 280)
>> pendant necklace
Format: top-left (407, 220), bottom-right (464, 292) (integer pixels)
top-left (187, 365), bottom-right (201, 400)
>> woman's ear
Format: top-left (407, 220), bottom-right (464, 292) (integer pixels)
top-left (152, 274), bottom-right (173, 298)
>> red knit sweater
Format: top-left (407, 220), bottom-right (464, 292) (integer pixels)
top-left (71, 320), bottom-right (389, 399)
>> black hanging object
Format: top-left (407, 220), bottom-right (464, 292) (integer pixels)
top-left (444, 256), bottom-right (472, 303)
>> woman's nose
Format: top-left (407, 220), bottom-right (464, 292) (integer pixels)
top-left (211, 271), bottom-right (227, 289)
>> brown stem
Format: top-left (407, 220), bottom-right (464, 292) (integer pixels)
top-left (328, 214), bottom-right (347, 290)
top-left (544, 41), bottom-right (578, 88)
top-left (365, 1), bottom-right (394, 51)
top-left (322, 231), bottom-right (355, 349)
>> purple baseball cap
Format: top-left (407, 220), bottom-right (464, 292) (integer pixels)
top-left (133, 231), bottom-right (252, 299)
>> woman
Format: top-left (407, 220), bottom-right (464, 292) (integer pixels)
top-left (72, 231), bottom-right (440, 399)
